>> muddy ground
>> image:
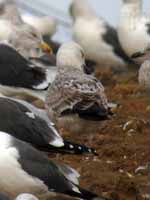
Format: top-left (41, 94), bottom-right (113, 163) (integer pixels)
top-left (14, 67), bottom-right (150, 200)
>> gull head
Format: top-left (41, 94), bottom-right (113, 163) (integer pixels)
top-left (8, 23), bottom-right (52, 58)
top-left (69, 0), bottom-right (94, 20)
top-left (56, 42), bottom-right (85, 70)
top-left (23, 15), bottom-right (57, 37)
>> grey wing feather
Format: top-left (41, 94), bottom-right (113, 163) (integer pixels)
top-left (55, 163), bottom-right (80, 185)
top-left (1, 96), bottom-right (63, 142)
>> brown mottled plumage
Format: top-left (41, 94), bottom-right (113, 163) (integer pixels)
top-left (46, 68), bottom-right (108, 118)
top-left (46, 42), bottom-right (110, 134)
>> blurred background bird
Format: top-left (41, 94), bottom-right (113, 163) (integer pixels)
top-left (69, 0), bottom-right (133, 73)
top-left (118, 0), bottom-right (150, 59)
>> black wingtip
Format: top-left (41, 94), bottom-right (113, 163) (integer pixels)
top-left (38, 141), bottom-right (98, 155)
top-left (63, 140), bottom-right (98, 156)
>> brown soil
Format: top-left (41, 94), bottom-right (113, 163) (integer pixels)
top-left (15, 67), bottom-right (150, 200)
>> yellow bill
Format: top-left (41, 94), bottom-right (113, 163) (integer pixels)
top-left (40, 42), bottom-right (53, 54)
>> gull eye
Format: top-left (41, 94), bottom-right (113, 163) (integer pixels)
top-left (31, 33), bottom-right (37, 38)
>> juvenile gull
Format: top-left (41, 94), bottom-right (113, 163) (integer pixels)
top-left (46, 42), bottom-right (112, 134)
top-left (69, 0), bottom-right (132, 70)
top-left (0, 131), bottom-right (106, 200)
top-left (118, 0), bottom-right (150, 57)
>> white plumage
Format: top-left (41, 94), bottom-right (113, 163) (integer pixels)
top-left (70, 0), bottom-right (131, 69)
top-left (22, 15), bottom-right (57, 37)
top-left (0, 132), bottom-right (49, 199)
top-left (15, 193), bottom-right (39, 200)
top-left (118, 0), bottom-right (150, 56)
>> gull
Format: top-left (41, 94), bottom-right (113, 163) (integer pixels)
top-left (0, 43), bottom-right (54, 100)
top-left (69, 0), bottom-right (132, 70)
top-left (22, 14), bottom-right (60, 55)
top-left (118, 0), bottom-right (150, 57)
top-left (0, 95), bottom-right (97, 155)
top-left (0, 131), bottom-right (106, 200)
top-left (46, 42), bottom-right (113, 134)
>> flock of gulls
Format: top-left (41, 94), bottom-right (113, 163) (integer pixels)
top-left (0, 0), bottom-right (150, 199)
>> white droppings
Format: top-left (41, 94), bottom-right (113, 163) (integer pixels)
top-left (25, 112), bottom-right (35, 119)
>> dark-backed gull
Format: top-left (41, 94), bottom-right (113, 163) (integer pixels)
top-left (69, 0), bottom-right (132, 70)
top-left (0, 131), bottom-right (105, 199)
top-left (0, 95), bottom-right (97, 155)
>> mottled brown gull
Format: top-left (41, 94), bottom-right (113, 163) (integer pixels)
top-left (46, 42), bottom-right (112, 134)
